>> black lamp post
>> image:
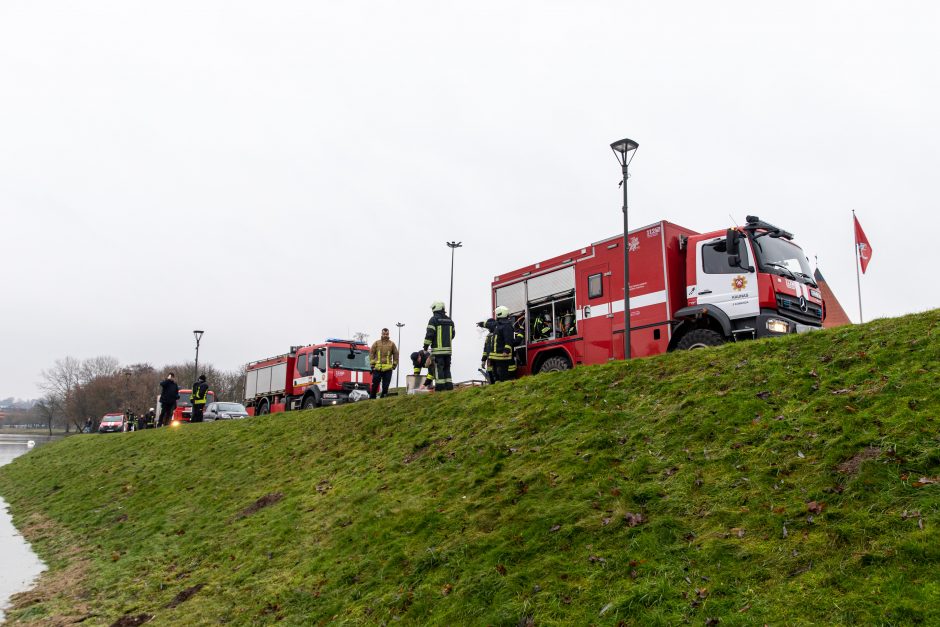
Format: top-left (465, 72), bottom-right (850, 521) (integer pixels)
top-left (395, 322), bottom-right (405, 389)
top-left (610, 138), bottom-right (639, 360)
top-left (446, 241), bottom-right (462, 315)
top-left (193, 330), bottom-right (204, 382)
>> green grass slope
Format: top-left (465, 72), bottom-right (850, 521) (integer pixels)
top-left (2, 310), bottom-right (939, 626)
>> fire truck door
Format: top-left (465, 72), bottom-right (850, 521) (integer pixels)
top-left (579, 263), bottom-right (613, 364)
top-left (693, 237), bottom-right (759, 321)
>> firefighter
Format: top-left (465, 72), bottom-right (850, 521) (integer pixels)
top-left (533, 312), bottom-right (552, 341)
top-left (423, 301), bottom-right (455, 391)
top-left (191, 374), bottom-right (209, 422)
top-left (509, 314), bottom-right (525, 378)
top-left (489, 306), bottom-right (515, 383)
top-left (369, 328), bottom-right (399, 398)
top-left (479, 318), bottom-right (497, 383)
top-left (410, 348), bottom-right (434, 390)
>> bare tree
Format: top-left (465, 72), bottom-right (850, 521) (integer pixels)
top-left (352, 331), bottom-right (370, 344)
top-left (33, 394), bottom-right (62, 435)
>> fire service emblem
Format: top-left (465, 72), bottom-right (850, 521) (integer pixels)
top-left (731, 275), bottom-right (747, 292)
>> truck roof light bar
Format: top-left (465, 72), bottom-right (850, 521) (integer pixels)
top-left (744, 215), bottom-right (794, 240)
top-left (325, 338), bottom-right (364, 344)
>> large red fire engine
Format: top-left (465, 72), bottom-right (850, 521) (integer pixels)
top-left (244, 339), bottom-right (372, 414)
top-left (491, 216), bottom-right (824, 375)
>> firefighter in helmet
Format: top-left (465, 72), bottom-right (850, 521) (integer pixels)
top-left (423, 301), bottom-right (455, 391)
top-left (488, 306), bottom-right (515, 382)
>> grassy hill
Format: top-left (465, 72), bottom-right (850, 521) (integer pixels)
top-left (2, 310), bottom-right (939, 626)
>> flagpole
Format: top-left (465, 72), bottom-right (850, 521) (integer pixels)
top-left (853, 210), bottom-right (863, 323)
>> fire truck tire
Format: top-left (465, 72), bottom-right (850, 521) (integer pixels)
top-left (539, 356), bottom-right (571, 373)
top-left (257, 399), bottom-right (270, 415)
top-left (302, 392), bottom-right (320, 410)
top-left (676, 328), bottom-right (725, 350)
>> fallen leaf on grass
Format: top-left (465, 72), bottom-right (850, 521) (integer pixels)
top-left (495, 564), bottom-right (507, 576)
top-left (913, 477), bottom-right (940, 487)
top-left (696, 588), bottom-right (708, 599)
top-left (550, 524), bottom-right (561, 532)
top-left (731, 527), bottom-right (746, 538)
top-left (588, 555), bottom-right (607, 564)
top-left (624, 512), bottom-right (646, 527)
top-left (441, 584), bottom-right (453, 596)
top-left (739, 604), bottom-right (751, 612)
top-left (806, 501), bottom-right (826, 514)
top-left (756, 391), bottom-right (771, 400)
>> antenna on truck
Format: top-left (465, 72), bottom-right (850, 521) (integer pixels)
top-left (729, 213), bottom-right (740, 227)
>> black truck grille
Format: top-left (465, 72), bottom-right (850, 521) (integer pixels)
top-left (342, 381), bottom-right (368, 391)
top-left (775, 294), bottom-right (823, 326)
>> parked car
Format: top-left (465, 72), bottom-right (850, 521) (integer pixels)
top-left (98, 412), bottom-right (125, 433)
top-left (204, 402), bottom-right (250, 420)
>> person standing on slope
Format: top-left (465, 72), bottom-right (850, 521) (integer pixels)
top-left (191, 374), bottom-right (209, 422)
top-left (158, 373), bottom-right (179, 427)
top-left (369, 328), bottom-right (399, 398)
top-left (423, 301), bottom-right (456, 391)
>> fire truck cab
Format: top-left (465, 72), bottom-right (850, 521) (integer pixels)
top-left (492, 216), bottom-right (823, 376)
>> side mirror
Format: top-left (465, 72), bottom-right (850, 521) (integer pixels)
top-left (726, 228), bottom-right (741, 267)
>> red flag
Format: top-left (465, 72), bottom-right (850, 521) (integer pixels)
top-left (854, 214), bottom-right (872, 274)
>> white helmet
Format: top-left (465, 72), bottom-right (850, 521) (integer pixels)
top-left (431, 301), bottom-right (446, 312)
top-left (495, 305), bottom-right (509, 319)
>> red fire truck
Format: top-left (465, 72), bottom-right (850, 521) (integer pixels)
top-left (155, 388), bottom-right (216, 424)
top-left (244, 339), bottom-right (372, 415)
top-left (492, 215), bottom-right (824, 375)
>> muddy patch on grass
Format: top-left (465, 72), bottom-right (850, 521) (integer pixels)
top-left (236, 492), bottom-right (284, 519)
top-left (165, 583), bottom-right (205, 609)
top-left (109, 613), bottom-right (153, 626)
top-left (837, 447), bottom-right (882, 476)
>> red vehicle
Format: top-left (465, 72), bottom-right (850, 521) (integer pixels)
top-left (244, 339), bottom-right (372, 415)
top-left (155, 389), bottom-right (217, 424)
top-left (492, 215), bottom-right (824, 375)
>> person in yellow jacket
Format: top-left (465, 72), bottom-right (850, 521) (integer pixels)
top-left (369, 328), bottom-right (399, 399)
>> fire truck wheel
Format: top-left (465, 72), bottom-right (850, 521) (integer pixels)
top-left (302, 393), bottom-right (320, 410)
top-left (257, 399), bottom-right (270, 415)
top-left (539, 356), bottom-right (571, 373)
top-left (676, 328), bottom-right (725, 350)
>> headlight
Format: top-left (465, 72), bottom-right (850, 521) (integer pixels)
top-left (766, 319), bottom-right (790, 334)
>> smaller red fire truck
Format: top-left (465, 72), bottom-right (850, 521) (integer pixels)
top-left (492, 215), bottom-right (824, 376)
top-left (243, 339), bottom-right (372, 415)
top-left (155, 389), bottom-right (217, 424)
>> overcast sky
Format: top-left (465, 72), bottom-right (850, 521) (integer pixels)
top-left (2, 1), bottom-right (938, 400)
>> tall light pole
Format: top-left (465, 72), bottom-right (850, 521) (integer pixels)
top-left (610, 138), bottom-right (639, 360)
top-left (193, 330), bottom-right (204, 383)
top-left (395, 322), bottom-right (405, 389)
top-left (446, 241), bottom-right (462, 315)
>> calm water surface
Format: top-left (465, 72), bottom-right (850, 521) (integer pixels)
top-left (0, 434), bottom-right (61, 622)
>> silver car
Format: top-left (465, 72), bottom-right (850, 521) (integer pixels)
top-left (204, 402), bottom-right (250, 420)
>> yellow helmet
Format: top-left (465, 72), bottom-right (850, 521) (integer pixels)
top-left (431, 301), bottom-right (446, 312)
top-left (495, 305), bottom-right (509, 319)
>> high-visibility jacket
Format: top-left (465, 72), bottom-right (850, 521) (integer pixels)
top-left (424, 312), bottom-right (455, 355)
top-left (192, 380), bottom-right (209, 405)
top-left (370, 339), bottom-right (399, 371)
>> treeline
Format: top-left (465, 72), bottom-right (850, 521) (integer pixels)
top-left (34, 356), bottom-right (245, 433)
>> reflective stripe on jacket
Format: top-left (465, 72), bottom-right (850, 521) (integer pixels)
top-left (370, 339), bottom-right (399, 371)
top-left (423, 312), bottom-right (455, 355)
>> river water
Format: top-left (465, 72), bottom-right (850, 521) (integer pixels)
top-left (0, 433), bottom-right (60, 622)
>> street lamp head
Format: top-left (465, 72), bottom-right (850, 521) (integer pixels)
top-left (193, 330), bottom-right (204, 341)
top-left (396, 322), bottom-right (405, 328)
top-left (446, 241), bottom-right (463, 249)
top-left (610, 138), bottom-right (639, 166)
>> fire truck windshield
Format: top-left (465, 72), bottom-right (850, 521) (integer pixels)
top-left (328, 347), bottom-right (372, 371)
top-left (750, 236), bottom-right (813, 283)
